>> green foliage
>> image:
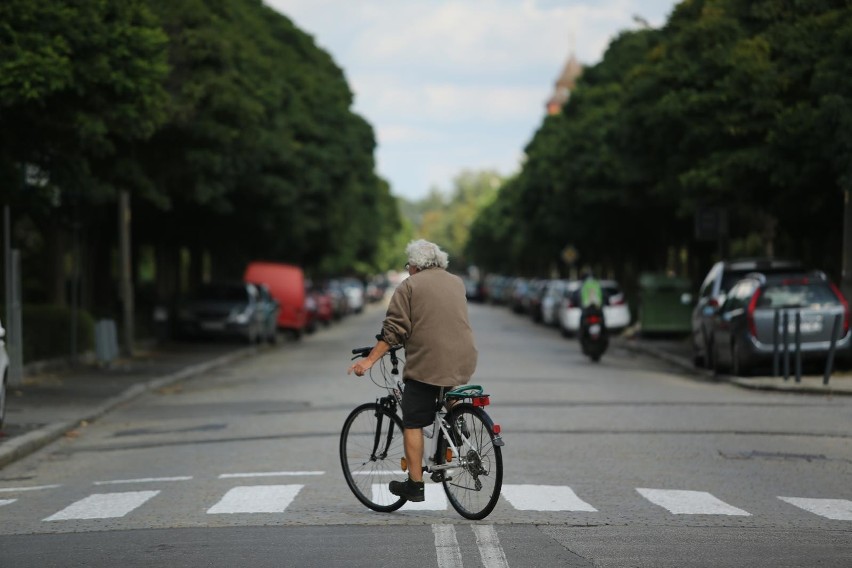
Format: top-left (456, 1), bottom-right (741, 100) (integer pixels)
top-left (404, 170), bottom-right (503, 270)
top-left (469, 0), bottom-right (852, 281)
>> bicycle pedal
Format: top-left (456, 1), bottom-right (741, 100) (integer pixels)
top-left (429, 471), bottom-right (444, 483)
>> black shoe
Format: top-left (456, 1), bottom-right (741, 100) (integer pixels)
top-left (389, 477), bottom-right (425, 502)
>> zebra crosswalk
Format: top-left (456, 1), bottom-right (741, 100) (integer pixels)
top-left (0, 477), bottom-right (850, 525)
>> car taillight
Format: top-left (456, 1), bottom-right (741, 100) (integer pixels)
top-left (746, 289), bottom-right (762, 337)
top-left (828, 281), bottom-right (850, 334)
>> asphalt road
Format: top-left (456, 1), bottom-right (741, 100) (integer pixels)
top-left (1, 302), bottom-right (850, 567)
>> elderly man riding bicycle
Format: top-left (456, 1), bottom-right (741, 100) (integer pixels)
top-left (348, 239), bottom-right (477, 502)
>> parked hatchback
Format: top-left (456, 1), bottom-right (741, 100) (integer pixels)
top-left (709, 272), bottom-right (850, 376)
top-left (691, 258), bottom-right (805, 368)
top-left (177, 282), bottom-right (265, 343)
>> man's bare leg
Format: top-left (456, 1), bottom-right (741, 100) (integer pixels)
top-left (404, 427), bottom-right (424, 481)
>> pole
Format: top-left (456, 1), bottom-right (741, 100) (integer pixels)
top-left (842, 190), bottom-right (852, 302)
top-left (772, 309), bottom-right (780, 376)
top-left (794, 311), bottom-right (802, 383)
top-left (118, 190), bottom-right (134, 358)
top-left (782, 311), bottom-right (790, 381)
top-left (824, 313), bottom-right (841, 385)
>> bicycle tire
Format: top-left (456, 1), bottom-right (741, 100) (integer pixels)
top-left (441, 404), bottom-right (503, 520)
top-left (340, 402), bottom-right (407, 512)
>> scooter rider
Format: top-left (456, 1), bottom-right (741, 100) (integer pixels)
top-left (580, 268), bottom-right (603, 310)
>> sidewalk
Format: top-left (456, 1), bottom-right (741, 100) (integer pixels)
top-left (616, 334), bottom-right (852, 395)
top-left (0, 341), bottom-right (259, 469)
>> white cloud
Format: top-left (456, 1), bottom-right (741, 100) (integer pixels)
top-left (267, 0), bottom-right (678, 200)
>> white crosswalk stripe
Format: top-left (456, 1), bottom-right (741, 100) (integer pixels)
top-left (207, 485), bottom-right (303, 514)
top-left (637, 488), bottom-right (751, 516)
top-left (44, 491), bottom-right (160, 521)
top-left (779, 497), bottom-right (852, 521)
top-left (501, 484), bottom-right (597, 511)
top-left (6, 480), bottom-right (852, 524)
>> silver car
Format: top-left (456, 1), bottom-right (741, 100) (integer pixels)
top-left (709, 271), bottom-right (850, 376)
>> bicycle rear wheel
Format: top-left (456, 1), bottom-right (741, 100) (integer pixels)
top-left (340, 402), bottom-right (407, 512)
top-left (441, 404), bottom-right (503, 520)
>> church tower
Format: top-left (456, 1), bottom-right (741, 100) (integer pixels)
top-left (546, 52), bottom-right (582, 115)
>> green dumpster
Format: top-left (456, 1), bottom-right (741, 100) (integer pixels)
top-left (638, 273), bottom-right (693, 335)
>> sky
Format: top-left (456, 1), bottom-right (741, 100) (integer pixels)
top-left (267, 0), bottom-right (680, 202)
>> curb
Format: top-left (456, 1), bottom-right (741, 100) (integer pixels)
top-left (0, 346), bottom-right (258, 470)
top-left (616, 338), bottom-right (852, 396)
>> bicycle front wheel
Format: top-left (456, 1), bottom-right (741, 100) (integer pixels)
top-left (442, 404), bottom-right (503, 520)
top-left (340, 402), bottom-right (407, 512)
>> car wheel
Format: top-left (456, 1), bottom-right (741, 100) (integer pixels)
top-left (731, 341), bottom-right (751, 377)
top-left (692, 333), bottom-right (705, 368)
top-left (0, 372), bottom-right (7, 430)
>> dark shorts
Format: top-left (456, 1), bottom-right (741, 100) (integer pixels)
top-left (401, 379), bottom-right (443, 429)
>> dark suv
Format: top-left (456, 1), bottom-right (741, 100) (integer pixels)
top-left (691, 258), bottom-right (804, 368)
top-left (709, 271), bottom-right (850, 375)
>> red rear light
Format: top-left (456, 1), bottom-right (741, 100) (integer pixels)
top-left (472, 396), bottom-right (490, 407)
top-left (587, 315), bottom-right (602, 324)
top-left (828, 281), bottom-right (850, 334)
top-left (746, 289), bottom-right (762, 337)
top-left (492, 424), bottom-right (501, 435)
top-left (708, 298), bottom-right (720, 308)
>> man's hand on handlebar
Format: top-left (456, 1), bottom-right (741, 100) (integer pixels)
top-left (346, 339), bottom-right (391, 377)
top-left (347, 358), bottom-right (374, 377)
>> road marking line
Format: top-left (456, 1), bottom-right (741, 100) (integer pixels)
top-left (94, 476), bottom-right (193, 485)
top-left (207, 485), bottom-right (303, 514)
top-left (0, 484), bottom-right (61, 493)
top-left (433, 524), bottom-right (463, 568)
top-left (44, 491), bottom-right (160, 521)
top-left (779, 497), bottom-right (852, 521)
top-left (352, 471), bottom-right (399, 475)
top-left (500, 484), bottom-right (597, 511)
top-left (0, 499), bottom-right (16, 507)
top-left (637, 488), bottom-right (751, 516)
top-left (369, 484), bottom-right (448, 510)
top-left (218, 471), bottom-right (324, 479)
top-left (473, 525), bottom-right (510, 568)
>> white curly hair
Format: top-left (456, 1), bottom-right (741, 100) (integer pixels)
top-left (406, 239), bottom-right (449, 270)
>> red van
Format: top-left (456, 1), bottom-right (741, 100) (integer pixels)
top-left (244, 262), bottom-right (307, 338)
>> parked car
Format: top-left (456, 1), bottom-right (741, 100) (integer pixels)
top-left (692, 258), bottom-right (805, 368)
top-left (558, 280), bottom-right (631, 336)
top-left (0, 318), bottom-right (9, 430)
top-left (540, 280), bottom-right (574, 327)
top-left (325, 279), bottom-right (350, 320)
top-left (527, 279), bottom-right (549, 322)
top-left (708, 271), bottom-right (851, 376)
top-left (176, 282), bottom-right (266, 343)
top-left (244, 262), bottom-right (308, 338)
top-left (342, 278), bottom-right (365, 314)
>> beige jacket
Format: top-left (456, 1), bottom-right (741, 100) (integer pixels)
top-left (380, 268), bottom-right (477, 387)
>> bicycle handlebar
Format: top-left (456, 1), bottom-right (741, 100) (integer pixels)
top-left (351, 344), bottom-right (403, 375)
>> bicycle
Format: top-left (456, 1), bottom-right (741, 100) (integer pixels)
top-left (340, 344), bottom-right (505, 520)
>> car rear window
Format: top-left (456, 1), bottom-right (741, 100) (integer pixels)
top-left (756, 282), bottom-right (839, 309)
